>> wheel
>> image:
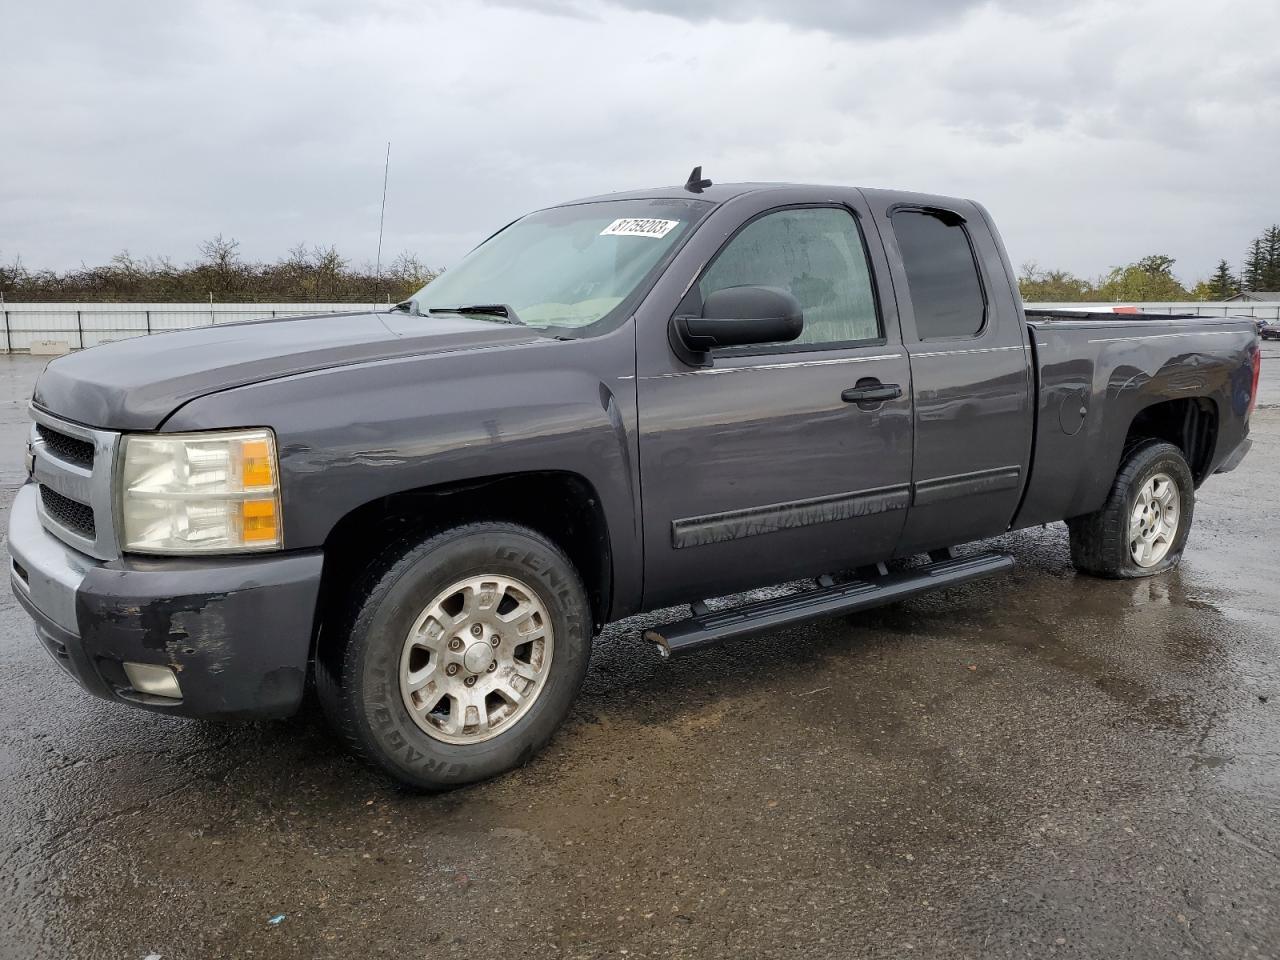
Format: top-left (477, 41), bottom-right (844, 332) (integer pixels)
top-left (317, 522), bottom-right (592, 790)
top-left (1067, 439), bottom-right (1195, 579)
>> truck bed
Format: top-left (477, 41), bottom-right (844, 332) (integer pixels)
top-left (1013, 312), bottom-right (1256, 529)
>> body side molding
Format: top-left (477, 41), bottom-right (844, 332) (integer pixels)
top-left (671, 484), bottom-right (911, 549)
top-left (912, 465), bottom-right (1022, 507)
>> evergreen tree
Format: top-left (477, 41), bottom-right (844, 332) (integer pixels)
top-left (1262, 225), bottom-right (1280, 290)
top-left (1208, 259), bottom-right (1237, 299)
top-left (1243, 238), bottom-right (1265, 291)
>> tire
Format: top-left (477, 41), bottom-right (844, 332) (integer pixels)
top-left (316, 522), bottom-right (592, 790)
top-left (1067, 439), bottom-right (1195, 579)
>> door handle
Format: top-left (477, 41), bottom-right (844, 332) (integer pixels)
top-left (841, 382), bottom-right (902, 404)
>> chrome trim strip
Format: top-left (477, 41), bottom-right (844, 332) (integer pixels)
top-left (1030, 318), bottom-right (1246, 330)
top-left (672, 483), bottom-right (911, 549)
top-left (647, 353), bottom-right (903, 380)
top-left (1087, 331), bottom-right (1241, 345)
top-left (910, 345), bottom-right (1025, 359)
top-left (28, 405), bottom-right (120, 561)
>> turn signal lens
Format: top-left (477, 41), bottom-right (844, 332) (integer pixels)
top-left (241, 439), bottom-right (274, 488)
top-left (120, 429), bottom-right (283, 554)
top-left (241, 499), bottom-right (279, 543)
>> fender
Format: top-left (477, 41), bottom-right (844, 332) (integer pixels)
top-left (162, 324), bottom-right (644, 617)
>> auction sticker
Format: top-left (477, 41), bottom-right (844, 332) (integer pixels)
top-left (600, 218), bottom-right (680, 239)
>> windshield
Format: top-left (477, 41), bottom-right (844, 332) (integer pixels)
top-left (410, 198), bottom-right (709, 332)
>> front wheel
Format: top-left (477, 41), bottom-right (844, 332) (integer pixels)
top-left (1067, 439), bottom-right (1195, 579)
top-left (317, 522), bottom-right (592, 790)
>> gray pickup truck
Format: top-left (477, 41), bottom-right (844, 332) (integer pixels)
top-left (8, 174), bottom-right (1259, 789)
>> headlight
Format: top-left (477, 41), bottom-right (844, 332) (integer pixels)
top-left (120, 428), bottom-right (282, 554)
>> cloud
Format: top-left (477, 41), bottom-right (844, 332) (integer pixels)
top-left (2, 0), bottom-right (1278, 286)
top-left (506, 0), bottom-right (1101, 42)
top-left (488, 0), bottom-right (1026, 37)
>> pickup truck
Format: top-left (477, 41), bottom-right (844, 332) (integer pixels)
top-left (8, 174), bottom-right (1259, 789)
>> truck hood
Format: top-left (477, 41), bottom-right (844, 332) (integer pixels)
top-left (33, 311), bottom-right (543, 430)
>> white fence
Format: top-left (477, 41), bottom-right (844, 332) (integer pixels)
top-left (1028, 301), bottom-right (1280, 320)
top-left (0, 302), bottom-right (385, 352)
top-left (0, 299), bottom-right (1277, 353)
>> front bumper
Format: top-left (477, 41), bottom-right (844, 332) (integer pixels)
top-left (8, 483), bottom-right (324, 719)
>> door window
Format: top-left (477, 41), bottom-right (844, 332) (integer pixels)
top-left (699, 207), bottom-right (880, 349)
top-left (891, 210), bottom-right (986, 340)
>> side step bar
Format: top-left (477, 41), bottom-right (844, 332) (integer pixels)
top-left (645, 551), bottom-right (1014, 659)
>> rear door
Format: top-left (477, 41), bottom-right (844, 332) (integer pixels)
top-left (861, 193), bottom-right (1034, 554)
top-left (635, 189), bottom-right (913, 609)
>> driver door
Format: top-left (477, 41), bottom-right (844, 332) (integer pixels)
top-left (635, 197), bottom-right (913, 609)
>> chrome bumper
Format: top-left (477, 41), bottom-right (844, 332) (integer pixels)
top-left (8, 483), bottom-right (99, 638)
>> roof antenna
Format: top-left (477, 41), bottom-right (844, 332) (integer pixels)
top-left (684, 165), bottom-right (712, 193)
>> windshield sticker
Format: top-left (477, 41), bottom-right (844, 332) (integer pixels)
top-left (600, 218), bottom-right (680, 239)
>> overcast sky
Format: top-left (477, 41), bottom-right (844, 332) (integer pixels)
top-left (2, 0), bottom-right (1278, 285)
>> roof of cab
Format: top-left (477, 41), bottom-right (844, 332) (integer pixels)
top-left (561, 181), bottom-right (975, 212)
top-left (562, 182), bottom-right (801, 207)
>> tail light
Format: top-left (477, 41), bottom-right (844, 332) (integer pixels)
top-left (1248, 345), bottom-right (1262, 418)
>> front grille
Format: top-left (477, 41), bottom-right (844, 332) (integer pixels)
top-left (36, 424), bottom-right (94, 469)
top-left (40, 486), bottom-right (96, 540)
top-left (30, 409), bottom-right (119, 559)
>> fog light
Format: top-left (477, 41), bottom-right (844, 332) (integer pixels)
top-left (123, 662), bottom-right (183, 699)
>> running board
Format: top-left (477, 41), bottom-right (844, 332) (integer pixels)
top-left (645, 551), bottom-right (1014, 659)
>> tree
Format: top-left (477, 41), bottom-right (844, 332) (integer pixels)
top-left (0, 241), bottom-right (436, 303)
top-left (1095, 254), bottom-right (1189, 302)
top-left (1261, 225), bottom-right (1280, 290)
top-left (0, 253), bottom-right (27, 299)
top-left (1206, 259), bottom-right (1237, 300)
top-left (198, 235), bottom-right (241, 271)
top-left (385, 251), bottom-right (435, 293)
top-left (1243, 237), bottom-right (1266, 291)
top-left (1017, 262), bottom-right (1097, 302)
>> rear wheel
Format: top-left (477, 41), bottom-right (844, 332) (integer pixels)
top-left (317, 522), bottom-right (592, 790)
top-left (1068, 439), bottom-right (1195, 579)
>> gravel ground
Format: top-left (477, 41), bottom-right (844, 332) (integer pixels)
top-left (0, 348), bottom-right (1277, 959)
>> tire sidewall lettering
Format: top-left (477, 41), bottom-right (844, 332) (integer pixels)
top-left (350, 527), bottom-right (591, 789)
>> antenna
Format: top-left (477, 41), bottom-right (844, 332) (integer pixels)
top-left (375, 141), bottom-right (391, 291)
top-left (684, 165), bottom-right (713, 193)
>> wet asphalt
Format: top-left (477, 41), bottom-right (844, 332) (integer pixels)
top-left (0, 350), bottom-right (1277, 960)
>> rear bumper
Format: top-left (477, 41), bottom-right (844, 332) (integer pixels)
top-left (1215, 437), bottom-right (1252, 475)
top-left (8, 482), bottom-right (323, 719)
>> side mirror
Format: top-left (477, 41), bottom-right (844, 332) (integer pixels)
top-left (673, 286), bottom-right (804, 358)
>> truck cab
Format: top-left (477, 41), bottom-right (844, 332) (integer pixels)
top-left (631, 184), bottom-right (1035, 606)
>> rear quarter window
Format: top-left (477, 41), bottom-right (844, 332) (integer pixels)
top-left (892, 210), bottom-right (986, 340)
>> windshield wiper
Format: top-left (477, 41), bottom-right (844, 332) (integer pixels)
top-left (427, 304), bottom-right (525, 325)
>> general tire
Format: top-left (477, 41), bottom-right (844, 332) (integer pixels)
top-left (316, 522), bottom-right (592, 790)
top-left (1067, 439), bottom-right (1195, 579)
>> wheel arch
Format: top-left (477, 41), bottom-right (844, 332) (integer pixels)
top-left (1121, 396), bottom-right (1219, 485)
top-left (315, 470), bottom-right (614, 641)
